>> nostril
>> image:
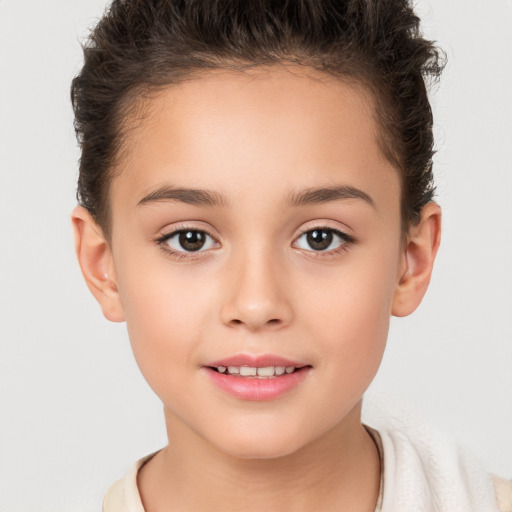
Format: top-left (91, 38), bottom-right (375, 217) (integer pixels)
top-left (228, 317), bottom-right (282, 329)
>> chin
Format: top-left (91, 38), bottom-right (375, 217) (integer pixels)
top-left (208, 422), bottom-right (315, 460)
top-left (221, 441), bottom-right (302, 460)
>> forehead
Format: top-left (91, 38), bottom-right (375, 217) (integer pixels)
top-left (111, 65), bottom-right (399, 213)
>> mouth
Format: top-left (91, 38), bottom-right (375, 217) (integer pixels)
top-left (208, 365), bottom-right (307, 378)
top-left (203, 355), bottom-right (312, 401)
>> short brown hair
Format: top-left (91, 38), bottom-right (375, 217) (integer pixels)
top-left (71, 0), bottom-right (445, 236)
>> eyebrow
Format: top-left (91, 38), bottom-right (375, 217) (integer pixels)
top-left (137, 184), bottom-right (375, 209)
top-left (287, 185), bottom-right (375, 209)
top-left (138, 186), bottom-right (230, 207)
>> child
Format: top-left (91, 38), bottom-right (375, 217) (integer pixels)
top-left (70, 0), bottom-right (511, 510)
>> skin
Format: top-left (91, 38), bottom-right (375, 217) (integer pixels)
top-left (72, 65), bottom-right (441, 511)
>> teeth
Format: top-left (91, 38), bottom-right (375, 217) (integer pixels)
top-left (239, 366), bottom-right (257, 376)
top-left (216, 365), bottom-right (299, 377)
top-left (257, 366), bottom-right (274, 377)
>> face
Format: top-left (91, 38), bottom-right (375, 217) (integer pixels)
top-left (107, 66), bottom-right (405, 458)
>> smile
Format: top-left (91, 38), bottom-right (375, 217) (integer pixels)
top-left (203, 355), bottom-right (311, 400)
top-left (212, 365), bottom-right (300, 378)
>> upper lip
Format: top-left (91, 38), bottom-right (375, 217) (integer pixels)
top-left (204, 354), bottom-right (308, 368)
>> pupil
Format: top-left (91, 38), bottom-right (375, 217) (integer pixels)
top-left (307, 230), bottom-right (332, 251)
top-left (179, 231), bottom-right (205, 251)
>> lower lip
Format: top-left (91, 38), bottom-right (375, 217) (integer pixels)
top-left (203, 367), bottom-right (311, 401)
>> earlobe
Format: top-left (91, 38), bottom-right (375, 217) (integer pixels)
top-left (71, 206), bottom-right (125, 322)
top-left (392, 202), bottom-right (442, 317)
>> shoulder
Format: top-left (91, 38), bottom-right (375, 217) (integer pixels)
top-left (368, 419), bottom-right (507, 511)
top-left (102, 450), bottom-right (161, 512)
top-left (103, 476), bottom-right (127, 512)
top-left (492, 474), bottom-right (512, 512)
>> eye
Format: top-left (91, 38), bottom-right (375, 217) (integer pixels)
top-left (294, 228), bottom-right (353, 252)
top-left (159, 229), bottom-right (217, 253)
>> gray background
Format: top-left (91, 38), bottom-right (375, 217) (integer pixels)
top-left (1, 0), bottom-right (511, 510)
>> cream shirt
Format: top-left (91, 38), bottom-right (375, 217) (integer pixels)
top-left (103, 430), bottom-right (512, 512)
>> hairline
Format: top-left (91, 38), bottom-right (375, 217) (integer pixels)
top-left (94, 62), bottom-right (409, 241)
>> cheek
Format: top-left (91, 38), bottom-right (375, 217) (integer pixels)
top-left (298, 247), bottom-right (399, 384)
top-left (115, 256), bottom-right (219, 390)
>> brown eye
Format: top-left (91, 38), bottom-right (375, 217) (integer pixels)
top-left (178, 230), bottom-right (206, 251)
top-left (162, 229), bottom-right (216, 253)
top-left (306, 230), bottom-right (333, 251)
top-left (295, 228), bottom-right (352, 252)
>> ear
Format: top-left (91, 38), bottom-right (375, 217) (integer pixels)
top-left (71, 206), bottom-right (125, 322)
top-left (392, 202), bottom-right (442, 317)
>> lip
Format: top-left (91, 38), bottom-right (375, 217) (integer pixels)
top-left (202, 353), bottom-right (311, 401)
top-left (206, 354), bottom-right (306, 368)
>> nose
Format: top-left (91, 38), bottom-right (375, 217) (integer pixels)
top-left (220, 246), bottom-right (293, 332)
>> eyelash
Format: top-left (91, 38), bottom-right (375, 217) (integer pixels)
top-left (294, 226), bottom-right (355, 258)
top-left (155, 224), bottom-right (219, 261)
top-left (155, 225), bottom-right (356, 260)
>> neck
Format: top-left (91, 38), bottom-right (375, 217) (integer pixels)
top-left (138, 402), bottom-right (380, 512)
